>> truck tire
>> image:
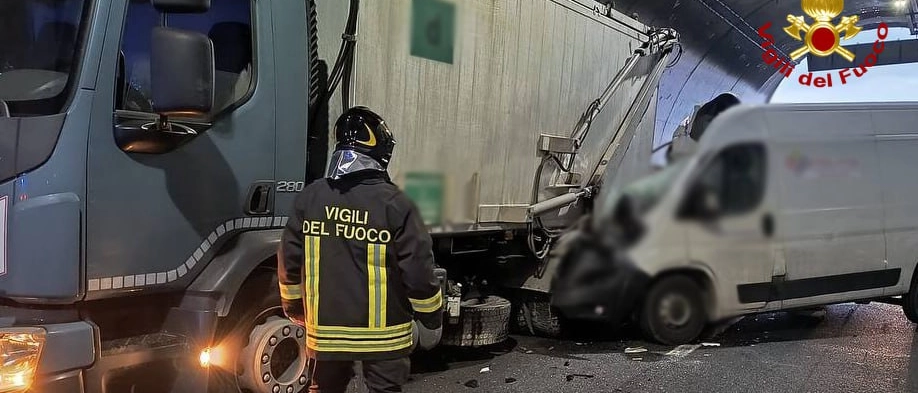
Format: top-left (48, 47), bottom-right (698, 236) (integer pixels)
top-left (208, 270), bottom-right (309, 393)
top-left (639, 276), bottom-right (706, 346)
top-left (511, 297), bottom-right (561, 338)
top-left (903, 271), bottom-right (918, 323)
top-left (440, 296), bottom-right (512, 347)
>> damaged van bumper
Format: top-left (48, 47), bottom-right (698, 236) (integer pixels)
top-left (550, 235), bottom-right (651, 326)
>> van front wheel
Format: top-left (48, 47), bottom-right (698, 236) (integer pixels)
top-left (639, 276), bottom-right (706, 345)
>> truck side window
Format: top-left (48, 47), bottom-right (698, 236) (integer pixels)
top-left (118, 0), bottom-right (254, 114)
top-left (696, 143), bottom-right (766, 216)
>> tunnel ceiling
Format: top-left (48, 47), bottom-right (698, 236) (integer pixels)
top-left (609, 0), bottom-right (916, 87)
top-left (598, 0), bottom-right (918, 151)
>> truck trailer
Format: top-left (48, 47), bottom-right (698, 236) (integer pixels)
top-left (0, 0), bottom-right (678, 392)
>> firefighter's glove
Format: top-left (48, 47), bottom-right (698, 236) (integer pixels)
top-left (411, 320), bottom-right (442, 352)
top-left (282, 299), bottom-right (306, 327)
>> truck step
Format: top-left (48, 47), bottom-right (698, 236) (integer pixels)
top-left (101, 332), bottom-right (188, 356)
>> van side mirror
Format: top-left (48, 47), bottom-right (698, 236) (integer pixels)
top-left (151, 27), bottom-right (215, 118)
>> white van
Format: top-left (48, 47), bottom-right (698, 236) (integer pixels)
top-left (597, 101), bottom-right (918, 345)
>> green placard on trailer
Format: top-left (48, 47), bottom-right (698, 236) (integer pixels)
top-left (404, 172), bottom-right (444, 226)
top-left (410, 0), bottom-right (456, 64)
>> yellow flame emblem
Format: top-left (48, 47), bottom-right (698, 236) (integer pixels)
top-left (784, 0), bottom-right (861, 61)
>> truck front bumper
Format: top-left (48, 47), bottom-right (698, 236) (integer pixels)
top-left (0, 321), bottom-right (95, 393)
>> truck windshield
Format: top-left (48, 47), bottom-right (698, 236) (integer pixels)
top-left (0, 0), bottom-right (87, 116)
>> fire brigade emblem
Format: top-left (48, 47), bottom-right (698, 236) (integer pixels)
top-left (784, 0), bottom-right (861, 61)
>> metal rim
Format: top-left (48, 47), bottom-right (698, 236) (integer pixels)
top-left (658, 292), bottom-right (692, 328)
top-left (239, 316), bottom-right (309, 393)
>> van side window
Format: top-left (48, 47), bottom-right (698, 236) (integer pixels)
top-left (117, 0), bottom-right (254, 114)
top-left (698, 143), bottom-right (766, 215)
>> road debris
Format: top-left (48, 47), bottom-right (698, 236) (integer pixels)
top-left (565, 374), bottom-right (595, 382)
top-left (526, 350), bottom-right (534, 354)
top-left (564, 361), bottom-right (571, 367)
top-left (632, 357), bottom-right (643, 361)
top-left (479, 367), bottom-right (491, 374)
top-left (464, 379), bottom-right (479, 388)
top-left (625, 347), bottom-right (648, 354)
top-left (702, 343), bottom-right (721, 347)
top-left (505, 378), bottom-right (517, 384)
top-left (666, 344), bottom-right (701, 358)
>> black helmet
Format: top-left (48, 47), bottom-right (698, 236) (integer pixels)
top-left (333, 106), bottom-right (396, 166)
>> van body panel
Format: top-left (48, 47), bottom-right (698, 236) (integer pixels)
top-left (873, 108), bottom-right (918, 294)
top-left (765, 109), bottom-right (888, 307)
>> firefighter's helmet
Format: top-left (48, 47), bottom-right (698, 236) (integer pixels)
top-left (333, 106), bottom-right (397, 166)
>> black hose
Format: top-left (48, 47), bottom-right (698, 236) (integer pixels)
top-left (316, 0), bottom-right (359, 109)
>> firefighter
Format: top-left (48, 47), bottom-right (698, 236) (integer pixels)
top-left (277, 106), bottom-right (443, 393)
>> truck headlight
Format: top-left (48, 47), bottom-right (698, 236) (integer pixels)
top-left (0, 328), bottom-right (46, 393)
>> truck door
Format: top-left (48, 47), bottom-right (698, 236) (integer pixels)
top-left (683, 142), bottom-right (778, 312)
top-left (85, 0), bottom-right (279, 297)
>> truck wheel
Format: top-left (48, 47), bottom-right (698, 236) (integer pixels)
top-left (207, 271), bottom-right (310, 393)
top-left (238, 316), bottom-right (310, 393)
top-left (511, 297), bottom-right (561, 338)
top-left (639, 276), bottom-right (706, 346)
top-left (903, 272), bottom-right (918, 323)
top-left (440, 296), bottom-right (512, 347)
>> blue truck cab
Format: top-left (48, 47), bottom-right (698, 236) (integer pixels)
top-left (0, 0), bottom-right (318, 391)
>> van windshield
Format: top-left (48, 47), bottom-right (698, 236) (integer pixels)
top-left (598, 159), bottom-right (689, 222)
top-left (0, 0), bottom-right (87, 116)
top-left (619, 160), bottom-right (688, 215)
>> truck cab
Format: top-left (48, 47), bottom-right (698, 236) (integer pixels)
top-left (0, 0), bottom-right (312, 391)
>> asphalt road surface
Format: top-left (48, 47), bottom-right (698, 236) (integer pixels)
top-left (388, 302), bottom-right (918, 393)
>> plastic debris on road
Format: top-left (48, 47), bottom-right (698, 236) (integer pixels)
top-left (480, 367), bottom-right (491, 373)
top-left (505, 378), bottom-right (517, 384)
top-left (625, 347), bottom-right (648, 354)
top-left (565, 374), bottom-right (595, 382)
top-left (702, 343), bottom-right (721, 347)
top-left (632, 357), bottom-right (643, 361)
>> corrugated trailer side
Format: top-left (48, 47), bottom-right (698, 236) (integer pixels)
top-left (316, 0), bottom-right (654, 228)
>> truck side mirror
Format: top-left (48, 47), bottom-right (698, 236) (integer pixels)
top-left (113, 27), bottom-right (215, 154)
top-left (151, 27), bottom-right (215, 118)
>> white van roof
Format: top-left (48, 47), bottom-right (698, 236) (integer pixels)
top-left (698, 101), bottom-right (918, 150)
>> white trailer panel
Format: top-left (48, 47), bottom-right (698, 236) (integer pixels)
top-left (316, 0), bottom-right (654, 227)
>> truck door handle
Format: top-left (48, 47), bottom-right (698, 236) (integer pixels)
top-left (246, 181), bottom-right (275, 215)
top-left (762, 213), bottom-right (774, 238)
